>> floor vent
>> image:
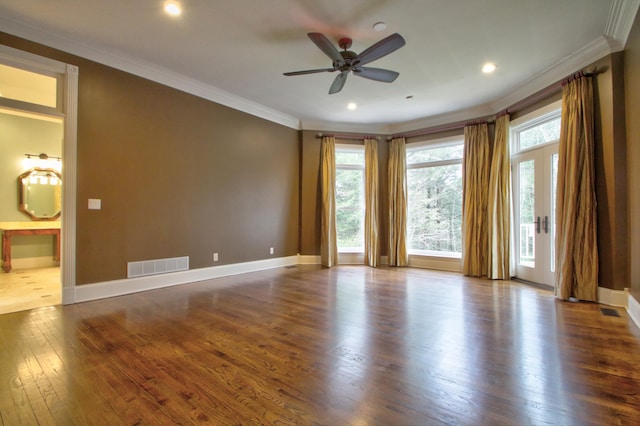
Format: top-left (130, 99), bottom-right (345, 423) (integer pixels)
top-left (127, 256), bottom-right (189, 278)
top-left (600, 308), bottom-right (621, 317)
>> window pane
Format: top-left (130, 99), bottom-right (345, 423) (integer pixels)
top-left (336, 151), bottom-right (364, 165)
top-left (519, 117), bottom-right (561, 150)
top-left (407, 144), bottom-right (463, 164)
top-left (407, 164), bottom-right (462, 255)
top-left (336, 169), bottom-right (364, 250)
top-left (0, 64), bottom-right (58, 108)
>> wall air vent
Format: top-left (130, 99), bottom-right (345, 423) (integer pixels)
top-left (127, 256), bottom-right (189, 278)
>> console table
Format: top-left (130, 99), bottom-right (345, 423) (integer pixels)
top-left (1, 222), bottom-right (61, 273)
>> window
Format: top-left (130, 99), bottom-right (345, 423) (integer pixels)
top-left (406, 137), bottom-right (464, 257)
top-left (335, 145), bottom-right (365, 252)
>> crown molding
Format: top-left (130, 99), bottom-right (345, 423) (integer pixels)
top-left (0, 14), bottom-right (301, 130)
top-left (387, 104), bottom-right (495, 136)
top-left (605, 0), bottom-right (640, 51)
top-left (300, 119), bottom-right (392, 135)
top-left (490, 35), bottom-right (613, 113)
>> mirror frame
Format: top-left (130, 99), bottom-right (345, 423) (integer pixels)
top-left (18, 167), bottom-right (62, 221)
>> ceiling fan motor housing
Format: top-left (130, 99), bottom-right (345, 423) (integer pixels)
top-left (335, 50), bottom-right (358, 69)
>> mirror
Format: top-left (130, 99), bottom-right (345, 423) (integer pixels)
top-left (18, 167), bottom-right (62, 220)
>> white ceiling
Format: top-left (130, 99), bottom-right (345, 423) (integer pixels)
top-left (0, 0), bottom-right (638, 133)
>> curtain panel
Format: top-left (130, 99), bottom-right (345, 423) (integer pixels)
top-left (320, 136), bottom-right (338, 267)
top-left (555, 75), bottom-right (598, 301)
top-left (364, 138), bottom-right (380, 267)
top-left (388, 137), bottom-right (408, 266)
top-left (462, 123), bottom-right (491, 277)
top-left (486, 114), bottom-right (512, 279)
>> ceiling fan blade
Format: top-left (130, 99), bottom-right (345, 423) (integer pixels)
top-left (329, 71), bottom-right (349, 94)
top-left (307, 32), bottom-right (345, 66)
top-left (283, 68), bottom-right (335, 76)
top-left (355, 33), bottom-right (406, 66)
top-left (353, 67), bottom-right (399, 82)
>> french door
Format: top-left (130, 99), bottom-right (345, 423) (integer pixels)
top-left (512, 143), bottom-right (558, 286)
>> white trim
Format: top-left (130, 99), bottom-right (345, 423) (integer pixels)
top-left (627, 292), bottom-right (640, 329)
top-left (605, 0), bottom-right (640, 51)
top-left (61, 63), bottom-right (78, 305)
top-left (408, 254), bottom-right (463, 273)
top-left (597, 286), bottom-right (628, 307)
top-left (73, 256), bottom-right (299, 303)
top-left (0, 15), bottom-right (300, 130)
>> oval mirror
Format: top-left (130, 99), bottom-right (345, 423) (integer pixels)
top-left (18, 167), bottom-right (62, 220)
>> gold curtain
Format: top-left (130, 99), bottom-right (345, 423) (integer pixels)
top-left (388, 137), bottom-right (408, 266)
top-left (320, 136), bottom-right (338, 267)
top-left (486, 115), bottom-right (511, 279)
top-left (555, 75), bottom-right (598, 301)
top-left (364, 138), bottom-right (380, 267)
top-left (462, 123), bottom-right (491, 276)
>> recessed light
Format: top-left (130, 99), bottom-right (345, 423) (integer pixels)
top-left (164, 1), bottom-right (182, 16)
top-left (347, 102), bottom-right (357, 110)
top-left (482, 62), bottom-right (496, 73)
top-left (373, 22), bottom-right (387, 32)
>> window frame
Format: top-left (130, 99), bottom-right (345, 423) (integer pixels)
top-left (406, 135), bottom-right (464, 259)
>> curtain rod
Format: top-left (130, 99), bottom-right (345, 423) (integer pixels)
top-left (315, 133), bottom-right (380, 141)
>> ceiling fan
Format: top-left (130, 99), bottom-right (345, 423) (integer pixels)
top-left (283, 32), bottom-right (406, 94)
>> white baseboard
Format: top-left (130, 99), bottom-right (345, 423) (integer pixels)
top-left (597, 286), bottom-right (628, 307)
top-left (408, 254), bottom-right (462, 273)
top-left (71, 255), bottom-right (299, 304)
top-left (628, 292), bottom-right (640, 330)
top-left (11, 256), bottom-right (59, 270)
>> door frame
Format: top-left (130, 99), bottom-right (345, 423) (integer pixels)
top-left (0, 44), bottom-right (78, 304)
top-left (512, 143), bottom-right (558, 285)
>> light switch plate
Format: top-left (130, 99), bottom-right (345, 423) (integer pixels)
top-left (88, 198), bottom-right (102, 210)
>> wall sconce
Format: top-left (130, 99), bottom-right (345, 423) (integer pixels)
top-left (24, 152), bottom-right (62, 172)
top-left (25, 153), bottom-right (62, 161)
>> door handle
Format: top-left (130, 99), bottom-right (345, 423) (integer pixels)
top-left (544, 215), bottom-right (549, 234)
top-left (535, 216), bottom-right (541, 234)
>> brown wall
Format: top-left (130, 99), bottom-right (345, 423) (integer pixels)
top-left (625, 14), bottom-right (640, 300)
top-left (592, 53), bottom-right (629, 291)
top-left (1, 33), bottom-right (300, 285)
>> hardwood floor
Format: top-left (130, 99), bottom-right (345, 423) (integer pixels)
top-left (0, 265), bottom-right (639, 425)
top-left (0, 267), bottom-right (60, 315)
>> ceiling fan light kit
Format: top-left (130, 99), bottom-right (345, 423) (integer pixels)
top-left (284, 32), bottom-right (406, 94)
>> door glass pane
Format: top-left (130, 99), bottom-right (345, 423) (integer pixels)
top-left (519, 160), bottom-right (535, 267)
top-left (0, 64), bottom-right (58, 108)
top-left (550, 153), bottom-right (558, 272)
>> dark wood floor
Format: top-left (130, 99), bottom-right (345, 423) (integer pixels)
top-left (1, 265), bottom-right (639, 425)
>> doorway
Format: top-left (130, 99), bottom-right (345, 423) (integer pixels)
top-left (511, 102), bottom-right (561, 287)
top-left (0, 44), bottom-right (78, 312)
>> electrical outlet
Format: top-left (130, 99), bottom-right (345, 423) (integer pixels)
top-left (269, 247), bottom-right (274, 255)
top-left (213, 253), bottom-right (219, 262)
